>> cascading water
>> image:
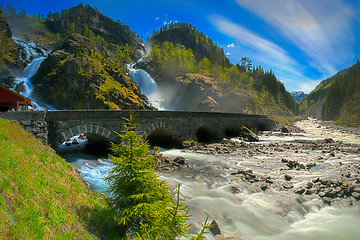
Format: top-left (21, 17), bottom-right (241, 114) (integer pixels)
top-left (128, 66), bottom-right (165, 110)
top-left (13, 57), bottom-right (46, 98)
top-left (11, 38), bottom-right (54, 110)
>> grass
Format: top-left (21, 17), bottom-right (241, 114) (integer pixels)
top-left (0, 119), bottom-right (122, 239)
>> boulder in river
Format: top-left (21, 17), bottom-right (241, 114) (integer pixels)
top-left (240, 126), bottom-right (259, 142)
top-left (210, 219), bottom-right (222, 236)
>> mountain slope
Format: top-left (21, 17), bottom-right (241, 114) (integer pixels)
top-left (2, 4), bottom-right (153, 110)
top-left (142, 23), bottom-right (298, 115)
top-left (31, 33), bottom-right (150, 110)
top-left (0, 10), bottom-right (24, 87)
top-left (149, 22), bottom-right (230, 67)
top-left (299, 61), bottom-right (360, 126)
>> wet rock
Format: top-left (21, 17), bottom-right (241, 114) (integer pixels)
top-left (305, 189), bottom-right (315, 195)
top-left (284, 174), bottom-right (293, 181)
top-left (321, 179), bottom-right (332, 187)
top-left (245, 173), bottom-right (256, 180)
top-left (295, 188), bottom-right (305, 194)
top-left (210, 220), bottom-right (222, 236)
top-left (322, 197), bottom-right (332, 204)
top-left (324, 138), bottom-right (334, 143)
top-left (240, 126), bottom-right (259, 142)
top-left (231, 186), bottom-right (241, 194)
top-left (312, 177), bottom-right (320, 183)
top-left (174, 156), bottom-right (185, 165)
top-left (281, 126), bottom-right (290, 133)
top-left (352, 192), bottom-right (360, 200)
top-left (283, 182), bottom-right (294, 189)
top-left (306, 182), bottom-right (314, 189)
top-left (261, 175), bottom-right (273, 184)
top-left (325, 189), bottom-right (338, 198)
top-left (318, 191), bottom-right (326, 197)
top-left (260, 183), bottom-right (268, 191)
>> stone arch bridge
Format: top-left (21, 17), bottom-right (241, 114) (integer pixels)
top-left (0, 110), bottom-right (275, 149)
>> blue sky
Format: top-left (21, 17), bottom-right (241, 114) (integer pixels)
top-left (2, 0), bottom-right (360, 93)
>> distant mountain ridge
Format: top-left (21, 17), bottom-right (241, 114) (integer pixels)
top-left (290, 91), bottom-right (306, 103)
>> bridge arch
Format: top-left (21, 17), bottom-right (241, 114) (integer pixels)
top-left (146, 127), bottom-right (183, 148)
top-left (196, 125), bottom-right (218, 142)
top-left (54, 123), bottom-right (119, 149)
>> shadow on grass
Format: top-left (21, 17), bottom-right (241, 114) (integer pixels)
top-left (77, 200), bottom-right (126, 240)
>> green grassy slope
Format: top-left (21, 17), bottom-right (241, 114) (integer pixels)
top-left (0, 119), bottom-right (119, 239)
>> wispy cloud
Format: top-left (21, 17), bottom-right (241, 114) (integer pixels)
top-left (210, 14), bottom-right (310, 91)
top-left (235, 0), bottom-right (355, 76)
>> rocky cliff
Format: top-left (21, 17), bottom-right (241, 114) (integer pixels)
top-left (0, 11), bottom-right (24, 88)
top-left (31, 33), bottom-right (152, 110)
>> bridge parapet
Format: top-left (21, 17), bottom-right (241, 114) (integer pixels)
top-left (0, 110), bottom-right (276, 149)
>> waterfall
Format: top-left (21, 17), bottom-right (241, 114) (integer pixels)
top-left (129, 68), bottom-right (157, 96)
top-left (128, 67), bottom-right (164, 110)
top-left (13, 37), bottom-right (47, 63)
top-left (14, 57), bottom-right (46, 98)
top-left (12, 38), bottom-right (54, 110)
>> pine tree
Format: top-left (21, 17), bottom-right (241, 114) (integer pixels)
top-left (105, 113), bottom-right (198, 238)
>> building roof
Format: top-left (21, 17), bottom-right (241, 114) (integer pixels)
top-left (0, 84), bottom-right (32, 106)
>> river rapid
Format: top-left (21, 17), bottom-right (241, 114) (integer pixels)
top-left (59, 119), bottom-right (360, 240)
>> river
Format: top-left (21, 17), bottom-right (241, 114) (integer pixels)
top-left (58, 119), bottom-right (360, 240)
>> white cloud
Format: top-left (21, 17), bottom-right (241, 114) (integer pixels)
top-left (227, 43), bottom-right (237, 48)
top-left (299, 79), bottom-right (322, 94)
top-left (235, 0), bottom-right (355, 76)
top-left (155, 17), bottom-right (160, 21)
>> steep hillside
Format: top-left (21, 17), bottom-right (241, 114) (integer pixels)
top-left (322, 61), bottom-right (360, 126)
top-left (31, 33), bottom-right (151, 110)
top-left (142, 23), bottom-right (298, 115)
top-left (149, 22), bottom-right (230, 67)
top-left (0, 118), bottom-right (120, 239)
top-left (299, 61), bottom-right (360, 127)
top-left (1, 4), bottom-right (153, 110)
top-left (45, 4), bottom-right (142, 50)
top-left (0, 10), bottom-right (24, 87)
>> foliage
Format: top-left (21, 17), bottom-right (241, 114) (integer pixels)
top-left (299, 60), bottom-right (360, 127)
top-left (321, 61), bottom-right (360, 126)
top-left (105, 114), bottom-right (188, 238)
top-left (105, 113), bottom-right (209, 239)
top-left (147, 41), bottom-right (195, 74)
top-left (146, 37), bottom-right (297, 115)
top-left (0, 119), bottom-right (121, 239)
top-left (150, 22), bottom-right (230, 67)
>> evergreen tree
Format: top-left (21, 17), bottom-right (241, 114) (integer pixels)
top-left (105, 113), bottom-right (205, 239)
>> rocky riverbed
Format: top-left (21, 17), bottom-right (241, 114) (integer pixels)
top-left (61, 118), bottom-right (360, 239)
top-left (156, 119), bottom-right (360, 239)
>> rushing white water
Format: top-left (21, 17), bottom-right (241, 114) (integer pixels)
top-left (13, 57), bottom-right (46, 98)
top-left (11, 38), bottom-right (54, 110)
top-left (13, 37), bottom-right (47, 62)
top-left (128, 67), bottom-right (165, 109)
top-left (60, 120), bottom-right (360, 239)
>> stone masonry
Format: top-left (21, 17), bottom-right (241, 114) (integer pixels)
top-left (0, 110), bottom-right (276, 149)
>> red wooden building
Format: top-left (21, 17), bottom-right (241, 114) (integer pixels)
top-left (0, 84), bottom-right (32, 111)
